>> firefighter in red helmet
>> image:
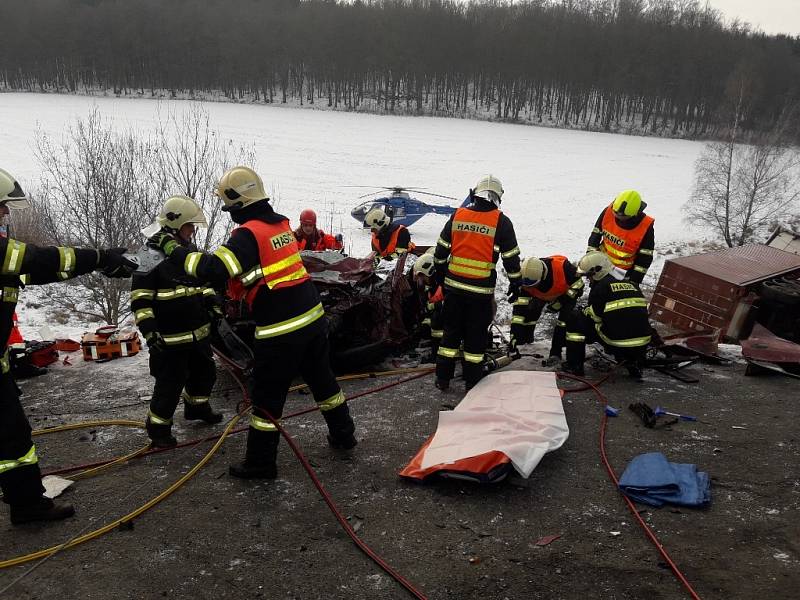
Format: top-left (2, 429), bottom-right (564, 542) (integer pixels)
top-left (293, 209), bottom-right (343, 251)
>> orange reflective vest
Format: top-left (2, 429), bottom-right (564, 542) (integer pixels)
top-left (448, 207), bottom-right (501, 279)
top-left (371, 225), bottom-right (413, 257)
top-left (600, 208), bottom-right (654, 269)
top-left (522, 255), bottom-right (569, 301)
top-left (294, 229), bottom-right (342, 252)
top-left (227, 219), bottom-right (309, 307)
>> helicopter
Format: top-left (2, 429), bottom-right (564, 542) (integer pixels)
top-left (349, 186), bottom-right (469, 228)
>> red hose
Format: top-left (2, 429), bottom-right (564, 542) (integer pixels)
top-left (558, 371), bottom-right (703, 600)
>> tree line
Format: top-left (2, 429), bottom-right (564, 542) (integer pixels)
top-left (1, 0), bottom-right (799, 139)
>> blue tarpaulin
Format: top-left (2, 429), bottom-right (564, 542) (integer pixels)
top-left (618, 452), bottom-right (711, 507)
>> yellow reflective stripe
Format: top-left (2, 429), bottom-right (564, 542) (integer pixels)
top-left (506, 271), bottom-right (521, 279)
top-left (185, 251), bottom-right (203, 277)
top-left (155, 286), bottom-right (204, 300)
top-left (501, 246), bottom-right (520, 259)
top-left (451, 256), bottom-right (495, 270)
top-left (266, 266), bottom-right (309, 289)
top-left (585, 305), bottom-right (602, 323)
top-left (430, 329), bottom-right (444, 338)
top-left (161, 323), bottom-right (211, 345)
top-left (57, 247), bottom-right (76, 272)
top-left (0, 445), bottom-right (39, 475)
top-left (261, 253), bottom-right (303, 277)
top-left (148, 410), bottom-right (172, 425)
top-left (254, 302), bottom-right (324, 339)
top-left (0, 349), bottom-right (10, 374)
top-left (250, 414), bottom-right (278, 432)
top-left (449, 263), bottom-right (492, 278)
top-left (318, 390), bottom-right (345, 412)
top-left (639, 248), bottom-right (654, 256)
top-left (493, 244), bottom-right (500, 252)
top-left (550, 301), bottom-right (562, 311)
top-left (181, 391), bottom-right (209, 405)
top-left (19, 274), bottom-right (30, 285)
top-left (592, 227), bottom-right (601, 234)
top-left (566, 333), bottom-right (586, 342)
top-left (213, 246), bottom-right (242, 277)
top-left (444, 277), bottom-right (493, 295)
top-left (604, 297), bottom-right (648, 312)
top-left (202, 287), bottom-right (216, 296)
top-left (463, 351), bottom-right (484, 364)
top-left (134, 308), bottom-right (155, 323)
top-left (633, 265), bottom-right (648, 273)
top-left (556, 320), bottom-right (566, 327)
top-left (436, 237), bottom-right (451, 249)
top-left (596, 327), bottom-right (651, 348)
top-left (513, 296), bottom-right (531, 306)
top-left (1, 286), bottom-right (19, 303)
top-left (240, 266), bottom-right (262, 285)
top-left (434, 257), bottom-right (448, 265)
top-left (2, 240), bottom-right (26, 274)
top-left (603, 243), bottom-right (634, 258)
top-left (422, 317), bottom-right (432, 326)
top-left (131, 288), bottom-right (155, 301)
top-left (437, 346), bottom-right (459, 358)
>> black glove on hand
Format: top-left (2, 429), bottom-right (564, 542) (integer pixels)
top-left (507, 282), bottom-right (520, 305)
top-left (98, 248), bottom-right (137, 278)
top-left (147, 232), bottom-right (178, 256)
top-left (146, 332), bottom-right (167, 356)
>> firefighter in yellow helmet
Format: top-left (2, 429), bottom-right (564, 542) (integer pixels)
top-left (432, 175), bottom-right (521, 390)
top-left (148, 166), bottom-right (356, 479)
top-left (1, 168), bottom-right (135, 524)
top-left (133, 195), bottom-right (223, 448)
top-left (412, 249), bottom-right (444, 359)
top-left (587, 190), bottom-right (655, 284)
top-left (562, 252), bottom-right (652, 379)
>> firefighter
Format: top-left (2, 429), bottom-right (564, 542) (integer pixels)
top-left (365, 206), bottom-right (414, 259)
top-left (148, 166), bottom-right (356, 479)
top-left (0, 168), bottom-right (135, 524)
top-left (0, 198), bottom-right (27, 373)
top-left (132, 195), bottom-right (223, 448)
top-left (432, 175), bottom-right (521, 390)
top-left (562, 251), bottom-right (652, 379)
top-left (511, 255), bottom-right (585, 364)
top-left (293, 208), bottom-right (343, 251)
top-left (412, 250), bottom-right (444, 359)
top-left (587, 190), bottom-right (655, 284)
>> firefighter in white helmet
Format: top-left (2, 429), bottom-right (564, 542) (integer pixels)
top-left (512, 255), bottom-right (585, 364)
top-left (133, 195), bottom-right (223, 448)
top-left (432, 175), bottom-right (521, 390)
top-left (562, 251), bottom-right (652, 379)
top-left (1, 168), bottom-right (135, 524)
top-left (149, 166), bottom-right (357, 479)
top-left (366, 206), bottom-right (414, 259)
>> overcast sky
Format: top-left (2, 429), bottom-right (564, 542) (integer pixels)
top-left (697, 1), bottom-right (799, 36)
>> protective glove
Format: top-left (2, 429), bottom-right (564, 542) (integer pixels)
top-left (145, 331), bottom-right (167, 355)
top-left (97, 248), bottom-right (137, 278)
top-left (506, 282), bottom-right (520, 305)
top-left (147, 232), bottom-right (179, 256)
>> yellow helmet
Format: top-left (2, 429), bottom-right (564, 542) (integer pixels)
top-left (521, 257), bottom-right (547, 286)
top-left (577, 251), bottom-right (613, 281)
top-left (413, 248), bottom-right (436, 277)
top-left (611, 190), bottom-right (644, 217)
top-left (216, 166), bottom-right (269, 212)
top-left (364, 206), bottom-right (390, 232)
top-left (0, 168), bottom-right (31, 209)
top-left (158, 195), bottom-right (208, 231)
top-left (473, 174), bottom-right (504, 206)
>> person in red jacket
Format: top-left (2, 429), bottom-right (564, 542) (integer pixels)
top-left (293, 209), bottom-right (343, 251)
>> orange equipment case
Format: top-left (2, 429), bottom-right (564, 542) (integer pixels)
top-left (81, 326), bottom-right (141, 361)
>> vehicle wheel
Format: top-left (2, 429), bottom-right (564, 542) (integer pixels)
top-left (760, 281), bottom-right (800, 305)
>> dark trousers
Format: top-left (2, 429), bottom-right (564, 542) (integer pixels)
top-left (511, 296), bottom-right (575, 356)
top-left (565, 312), bottom-right (647, 367)
top-left (149, 341), bottom-right (217, 423)
top-left (436, 292), bottom-right (493, 386)
top-left (249, 320), bottom-right (354, 459)
top-left (0, 371), bottom-right (45, 506)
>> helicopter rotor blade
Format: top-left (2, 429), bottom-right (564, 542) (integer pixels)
top-left (411, 190), bottom-right (458, 201)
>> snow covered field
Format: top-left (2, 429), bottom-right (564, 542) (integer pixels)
top-left (0, 92), bottom-right (708, 337)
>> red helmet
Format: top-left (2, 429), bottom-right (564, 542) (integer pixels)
top-left (300, 209), bottom-right (317, 226)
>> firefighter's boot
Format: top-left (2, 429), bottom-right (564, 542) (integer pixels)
top-left (229, 429), bottom-right (279, 479)
top-left (323, 404), bottom-right (357, 450)
top-left (146, 416), bottom-right (177, 448)
top-left (10, 497), bottom-right (75, 525)
top-left (183, 400), bottom-right (223, 425)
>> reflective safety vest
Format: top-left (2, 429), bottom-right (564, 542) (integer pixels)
top-left (228, 219), bottom-right (310, 307)
top-left (371, 225), bottom-right (413, 258)
top-left (448, 207), bottom-right (500, 279)
top-left (600, 208), bottom-right (654, 269)
top-left (522, 255), bottom-right (569, 301)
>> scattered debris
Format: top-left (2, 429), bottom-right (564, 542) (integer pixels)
top-left (534, 534), bottom-right (561, 546)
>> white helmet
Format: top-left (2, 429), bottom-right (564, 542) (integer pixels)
top-left (0, 168), bottom-right (31, 209)
top-left (577, 251), bottom-right (613, 281)
top-left (413, 249), bottom-right (436, 277)
top-left (158, 195), bottom-right (208, 231)
top-left (364, 206), bottom-right (390, 232)
top-left (521, 257), bottom-right (547, 286)
top-left (216, 166), bottom-right (269, 212)
top-left (473, 174), bottom-right (504, 207)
